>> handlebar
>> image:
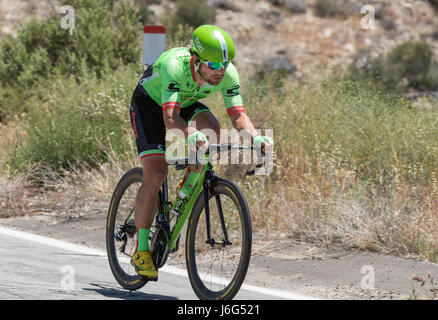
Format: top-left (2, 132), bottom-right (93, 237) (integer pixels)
top-left (167, 143), bottom-right (271, 176)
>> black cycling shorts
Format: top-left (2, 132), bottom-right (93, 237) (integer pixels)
top-left (129, 86), bottom-right (211, 160)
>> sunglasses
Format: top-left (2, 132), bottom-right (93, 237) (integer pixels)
top-left (200, 59), bottom-right (229, 71)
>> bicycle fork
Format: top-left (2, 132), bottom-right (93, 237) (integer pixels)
top-left (203, 170), bottom-right (232, 247)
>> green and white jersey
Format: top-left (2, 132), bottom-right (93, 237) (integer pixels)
top-left (137, 47), bottom-right (245, 116)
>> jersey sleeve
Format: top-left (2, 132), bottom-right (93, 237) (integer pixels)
top-left (160, 57), bottom-right (183, 112)
top-left (221, 63), bottom-right (245, 117)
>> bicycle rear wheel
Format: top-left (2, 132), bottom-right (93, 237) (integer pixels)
top-left (106, 167), bottom-right (160, 290)
top-left (185, 177), bottom-right (252, 300)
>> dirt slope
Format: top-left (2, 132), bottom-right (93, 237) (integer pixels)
top-left (1, 0), bottom-right (437, 78)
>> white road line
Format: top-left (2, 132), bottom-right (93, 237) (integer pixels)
top-left (0, 226), bottom-right (105, 256)
top-left (0, 225), bottom-right (319, 300)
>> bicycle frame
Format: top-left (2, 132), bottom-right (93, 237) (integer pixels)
top-left (167, 157), bottom-right (215, 252)
top-left (158, 143), bottom-right (267, 252)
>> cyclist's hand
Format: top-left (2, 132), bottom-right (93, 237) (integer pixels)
top-left (253, 135), bottom-right (274, 155)
top-left (188, 130), bottom-right (209, 151)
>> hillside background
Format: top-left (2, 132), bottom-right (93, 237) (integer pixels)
top-left (1, 0), bottom-right (438, 82)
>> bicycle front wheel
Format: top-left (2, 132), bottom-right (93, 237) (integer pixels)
top-left (185, 177), bottom-right (252, 300)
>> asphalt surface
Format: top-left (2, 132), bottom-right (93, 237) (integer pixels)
top-left (2, 212), bottom-right (438, 300)
top-left (0, 227), bottom-right (311, 300)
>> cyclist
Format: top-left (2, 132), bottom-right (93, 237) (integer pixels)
top-left (129, 25), bottom-right (273, 278)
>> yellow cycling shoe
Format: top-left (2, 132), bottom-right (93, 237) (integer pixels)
top-left (131, 250), bottom-right (158, 279)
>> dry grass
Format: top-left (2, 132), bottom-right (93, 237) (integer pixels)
top-left (1, 133), bottom-right (437, 261)
top-left (228, 74), bottom-right (438, 261)
top-left (1, 73), bottom-right (438, 262)
top-left (0, 119), bottom-right (136, 218)
top-left (248, 175), bottom-right (438, 260)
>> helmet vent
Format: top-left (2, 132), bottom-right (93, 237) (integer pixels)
top-left (213, 30), bottom-right (228, 62)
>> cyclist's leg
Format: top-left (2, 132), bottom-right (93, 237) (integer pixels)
top-left (130, 155), bottom-right (166, 278)
top-left (184, 103), bottom-right (221, 166)
top-left (187, 104), bottom-right (221, 142)
top-left (189, 106), bottom-right (220, 171)
top-left (177, 104), bottom-right (220, 196)
top-left (130, 88), bottom-right (167, 231)
top-left (129, 87), bottom-right (167, 277)
top-left (134, 155), bottom-right (168, 230)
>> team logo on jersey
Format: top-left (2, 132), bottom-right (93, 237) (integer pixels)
top-left (225, 85), bottom-right (240, 97)
top-left (167, 82), bottom-right (180, 92)
top-left (139, 71), bottom-right (159, 86)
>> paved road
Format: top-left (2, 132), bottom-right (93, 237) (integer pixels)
top-left (2, 213), bottom-right (438, 300)
top-left (0, 226), bottom-right (315, 300)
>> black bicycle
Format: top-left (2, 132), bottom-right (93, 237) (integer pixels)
top-left (106, 144), bottom-right (268, 300)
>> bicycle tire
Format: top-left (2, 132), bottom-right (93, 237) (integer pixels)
top-left (106, 167), bottom-right (154, 291)
top-left (185, 177), bottom-right (252, 300)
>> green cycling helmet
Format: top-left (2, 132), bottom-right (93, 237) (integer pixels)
top-left (192, 25), bottom-right (235, 63)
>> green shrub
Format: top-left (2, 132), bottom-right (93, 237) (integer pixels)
top-left (429, 0), bottom-right (438, 9)
top-left (0, 0), bottom-right (142, 84)
top-left (313, 0), bottom-right (343, 17)
top-left (164, 0), bottom-right (216, 35)
top-left (385, 41), bottom-right (438, 92)
top-left (0, 0), bottom-right (144, 122)
top-left (351, 41), bottom-right (438, 93)
top-left (165, 24), bottom-right (194, 49)
top-left (134, 0), bottom-right (155, 25)
top-left (7, 64), bottom-right (139, 182)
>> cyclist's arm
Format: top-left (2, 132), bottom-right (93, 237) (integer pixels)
top-left (229, 112), bottom-right (257, 139)
top-left (221, 64), bottom-right (258, 140)
top-left (163, 109), bottom-right (197, 138)
top-left (222, 65), bottom-right (273, 151)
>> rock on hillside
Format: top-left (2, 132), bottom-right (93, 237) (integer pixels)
top-left (0, 0), bottom-right (56, 37)
top-left (211, 0), bottom-right (438, 78)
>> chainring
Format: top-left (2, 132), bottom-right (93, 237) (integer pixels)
top-left (150, 226), bottom-right (169, 269)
